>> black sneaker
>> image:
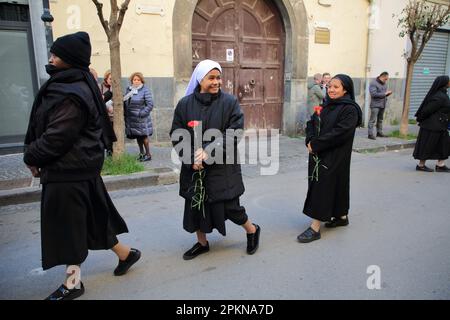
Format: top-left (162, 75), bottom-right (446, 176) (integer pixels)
top-left (247, 224), bottom-right (261, 255)
top-left (436, 165), bottom-right (450, 173)
top-left (140, 154), bottom-right (152, 162)
top-left (136, 154), bottom-right (145, 161)
top-left (368, 135), bottom-right (376, 140)
top-left (377, 133), bottom-right (388, 138)
top-left (325, 217), bottom-right (349, 228)
top-left (416, 165), bottom-right (434, 172)
top-left (114, 248), bottom-right (141, 276)
top-left (45, 282), bottom-right (85, 300)
top-left (183, 242), bottom-right (209, 260)
top-left (297, 227), bottom-right (321, 243)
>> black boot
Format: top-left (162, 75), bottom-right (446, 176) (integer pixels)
top-left (114, 248), bottom-right (141, 276)
top-left (183, 242), bottom-right (209, 260)
top-left (297, 227), bottom-right (321, 243)
top-left (45, 282), bottom-right (85, 300)
top-left (247, 224), bottom-right (261, 255)
top-left (325, 216), bottom-right (349, 228)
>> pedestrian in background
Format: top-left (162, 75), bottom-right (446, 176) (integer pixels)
top-left (368, 72), bottom-right (392, 140)
top-left (413, 75), bottom-right (450, 173)
top-left (321, 72), bottom-right (332, 105)
top-left (124, 72), bottom-right (154, 162)
top-left (307, 73), bottom-right (325, 114)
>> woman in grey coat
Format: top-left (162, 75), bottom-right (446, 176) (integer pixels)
top-left (124, 72), bottom-right (154, 161)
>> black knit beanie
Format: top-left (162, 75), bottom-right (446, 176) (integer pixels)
top-left (50, 31), bottom-right (91, 69)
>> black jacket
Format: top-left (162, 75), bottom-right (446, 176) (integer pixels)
top-left (24, 72), bottom-right (106, 183)
top-left (170, 89), bottom-right (245, 203)
top-left (417, 89), bottom-right (450, 132)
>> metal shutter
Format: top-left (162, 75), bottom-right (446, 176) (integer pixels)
top-left (410, 31), bottom-right (449, 117)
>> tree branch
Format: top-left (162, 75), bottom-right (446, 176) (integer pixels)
top-left (92, 0), bottom-right (110, 36)
top-left (118, 0), bottom-right (131, 32)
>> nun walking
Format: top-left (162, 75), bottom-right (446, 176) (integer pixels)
top-left (170, 59), bottom-right (261, 260)
top-left (24, 32), bottom-right (141, 300)
top-left (413, 75), bottom-right (450, 172)
top-left (298, 75), bottom-right (362, 243)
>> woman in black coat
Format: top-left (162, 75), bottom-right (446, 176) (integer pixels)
top-left (413, 76), bottom-right (450, 172)
top-left (170, 60), bottom-right (260, 260)
top-left (298, 74), bottom-right (362, 243)
top-left (24, 32), bottom-right (141, 300)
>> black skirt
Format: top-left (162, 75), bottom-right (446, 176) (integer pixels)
top-left (183, 198), bottom-right (248, 236)
top-left (40, 176), bottom-right (129, 270)
top-left (413, 128), bottom-right (450, 161)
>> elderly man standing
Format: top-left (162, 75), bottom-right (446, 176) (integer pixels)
top-left (368, 72), bottom-right (393, 140)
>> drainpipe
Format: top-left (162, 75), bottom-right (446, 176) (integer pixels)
top-left (364, 0), bottom-right (377, 128)
top-left (41, 0), bottom-right (54, 59)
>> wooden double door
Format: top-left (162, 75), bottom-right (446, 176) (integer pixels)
top-left (192, 0), bottom-right (285, 129)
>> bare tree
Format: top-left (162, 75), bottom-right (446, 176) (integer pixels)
top-left (92, 0), bottom-right (131, 157)
top-left (397, 0), bottom-right (449, 137)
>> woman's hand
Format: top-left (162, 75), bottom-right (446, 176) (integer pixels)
top-left (195, 148), bottom-right (208, 163)
top-left (192, 164), bottom-right (204, 171)
top-left (307, 143), bottom-right (314, 154)
top-left (27, 166), bottom-right (41, 178)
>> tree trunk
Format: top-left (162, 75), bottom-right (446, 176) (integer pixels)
top-left (399, 61), bottom-right (415, 137)
top-left (109, 30), bottom-right (125, 158)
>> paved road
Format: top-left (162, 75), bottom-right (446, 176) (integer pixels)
top-left (1, 149), bottom-right (449, 300)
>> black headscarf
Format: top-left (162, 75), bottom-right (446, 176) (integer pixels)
top-left (324, 74), bottom-right (363, 127)
top-left (25, 32), bottom-right (116, 149)
top-left (415, 75), bottom-right (449, 120)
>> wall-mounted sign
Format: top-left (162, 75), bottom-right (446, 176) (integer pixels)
top-left (136, 1), bottom-right (164, 16)
top-left (226, 49), bottom-right (234, 62)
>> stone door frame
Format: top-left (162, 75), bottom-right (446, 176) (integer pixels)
top-left (173, 0), bottom-right (309, 135)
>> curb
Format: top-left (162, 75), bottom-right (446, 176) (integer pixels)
top-left (353, 141), bottom-right (416, 154)
top-left (0, 169), bottom-right (179, 207)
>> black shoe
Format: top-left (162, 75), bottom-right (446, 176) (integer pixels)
top-left (247, 224), bottom-right (261, 255)
top-left (140, 154), bottom-right (152, 162)
top-left (136, 153), bottom-right (144, 161)
top-left (377, 133), bottom-right (388, 138)
top-left (114, 248), bottom-right (141, 276)
top-left (436, 165), bottom-right (450, 173)
top-left (45, 282), bottom-right (85, 300)
top-left (416, 165), bottom-right (434, 172)
top-left (297, 227), bottom-right (321, 243)
top-left (183, 242), bottom-right (209, 260)
top-left (368, 135), bottom-right (376, 140)
top-left (325, 217), bottom-right (349, 228)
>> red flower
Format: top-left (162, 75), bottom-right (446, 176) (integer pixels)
top-left (188, 120), bottom-right (200, 128)
top-left (314, 106), bottom-right (323, 116)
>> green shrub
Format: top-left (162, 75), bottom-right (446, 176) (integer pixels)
top-left (102, 153), bottom-right (145, 176)
top-left (388, 130), bottom-right (417, 140)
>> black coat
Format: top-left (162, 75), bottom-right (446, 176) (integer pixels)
top-left (303, 102), bottom-right (360, 222)
top-left (170, 89), bottom-right (245, 203)
top-left (24, 69), bottom-right (108, 183)
top-left (417, 89), bottom-right (450, 132)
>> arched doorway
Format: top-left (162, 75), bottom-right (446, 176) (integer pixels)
top-left (173, 0), bottom-right (309, 135)
top-left (192, 0), bottom-right (285, 129)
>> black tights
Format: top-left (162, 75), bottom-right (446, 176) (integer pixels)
top-left (137, 136), bottom-right (151, 156)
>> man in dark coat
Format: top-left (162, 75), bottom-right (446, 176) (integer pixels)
top-left (170, 60), bottom-right (261, 260)
top-left (298, 74), bottom-right (362, 243)
top-left (368, 72), bottom-right (393, 140)
top-left (24, 32), bottom-right (141, 300)
top-left (413, 75), bottom-right (450, 172)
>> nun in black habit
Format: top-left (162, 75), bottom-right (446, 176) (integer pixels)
top-left (413, 75), bottom-right (450, 172)
top-left (24, 32), bottom-right (141, 300)
top-left (170, 59), bottom-right (261, 260)
top-left (298, 74), bottom-right (362, 243)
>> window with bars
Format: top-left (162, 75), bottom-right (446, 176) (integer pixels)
top-left (0, 3), bottom-right (29, 22)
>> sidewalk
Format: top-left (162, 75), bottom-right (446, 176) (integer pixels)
top-left (0, 125), bottom-right (419, 206)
